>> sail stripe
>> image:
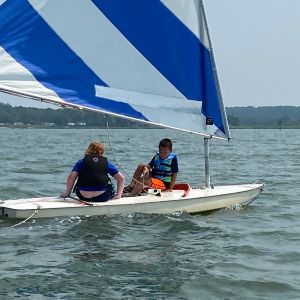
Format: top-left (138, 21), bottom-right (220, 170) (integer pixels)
top-left (0, 0), bottom-right (147, 120)
top-left (92, 0), bottom-right (204, 101)
top-left (0, 45), bottom-right (62, 100)
top-left (30, 0), bottom-right (185, 99)
top-left (92, 0), bottom-right (225, 133)
top-left (159, 0), bottom-right (224, 134)
top-left (160, 0), bottom-right (210, 48)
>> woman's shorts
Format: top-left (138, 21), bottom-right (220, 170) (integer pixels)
top-left (76, 189), bottom-right (110, 202)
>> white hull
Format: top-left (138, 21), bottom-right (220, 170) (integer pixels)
top-left (0, 184), bottom-right (263, 219)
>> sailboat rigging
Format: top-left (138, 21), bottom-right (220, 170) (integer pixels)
top-left (0, 0), bottom-right (263, 219)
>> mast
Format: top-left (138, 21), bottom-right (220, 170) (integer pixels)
top-left (204, 137), bottom-right (211, 188)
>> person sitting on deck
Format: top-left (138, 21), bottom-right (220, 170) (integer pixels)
top-left (123, 138), bottom-right (178, 197)
top-left (60, 141), bottom-right (124, 202)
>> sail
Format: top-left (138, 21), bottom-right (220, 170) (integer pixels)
top-left (0, 0), bottom-right (230, 139)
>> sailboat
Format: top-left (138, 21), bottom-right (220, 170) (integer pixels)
top-left (0, 0), bottom-right (263, 219)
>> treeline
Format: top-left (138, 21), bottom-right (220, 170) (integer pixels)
top-left (227, 106), bottom-right (300, 128)
top-left (1, 102), bottom-right (300, 128)
top-left (0, 102), bottom-right (139, 128)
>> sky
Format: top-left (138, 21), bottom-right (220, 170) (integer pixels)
top-left (205, 0), bottom-right (300, 107)
top-left (0, 0), bottom-right (299, 108)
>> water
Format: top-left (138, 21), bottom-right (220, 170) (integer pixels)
top-left (0, 128), bottom-right (299, 299)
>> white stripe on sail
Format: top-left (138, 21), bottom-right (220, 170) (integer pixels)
top-left (0, 46), bottom-right (61, 100)
top-left (29, 0), bottom-right (185, 99)
top-left (95, 85), bottom-right (200, 110)
top-left (133, 106), bottom-right (220, 137)
top-left (0, 81), bottom-right (65, 105)
top-left (0, 0), bottom-right (7, 6)
top-left (160, 0), bottom-right (209, 48)
top-left (95, 85), bottom-right (220, 136)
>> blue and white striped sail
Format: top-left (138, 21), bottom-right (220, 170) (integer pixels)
top-left (0, 0), bottom-right (230, 139)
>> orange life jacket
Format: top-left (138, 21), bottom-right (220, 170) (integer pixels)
top-left (150, 178), bottom-right (166, 190)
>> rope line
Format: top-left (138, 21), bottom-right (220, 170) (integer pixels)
top-left (105, 119), bottom-right (152, 189)
top-left (67, 196), bottom-right (93, 206)
top-left (11, 204), bottom-right (40, 228)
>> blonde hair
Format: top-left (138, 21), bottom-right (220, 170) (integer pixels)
top-left (85, 141), bottom-right (105, 156)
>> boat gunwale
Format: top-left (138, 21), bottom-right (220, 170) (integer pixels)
top-left (0, 183), bottom-right (264, 212)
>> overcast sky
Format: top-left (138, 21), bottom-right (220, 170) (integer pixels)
top-left (205, 0), bottom-right (300, 107)
top-left (1, 0), bottom-right (299, 108)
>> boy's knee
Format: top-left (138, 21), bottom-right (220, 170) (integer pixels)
top-left (144, 178), bottom-right (152, 186)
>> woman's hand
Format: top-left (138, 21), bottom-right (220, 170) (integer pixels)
top-left (60, 171), bottom-right (78, 199)
top-left (60, 192), bottom-right (70, 198)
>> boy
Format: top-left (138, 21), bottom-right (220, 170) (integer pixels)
top-left (124, 138), bottom-right (178, 197)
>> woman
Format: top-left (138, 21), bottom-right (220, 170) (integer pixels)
top-left (60, 141), bottom-right (124, 202)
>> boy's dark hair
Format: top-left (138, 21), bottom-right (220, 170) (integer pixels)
top-left (159, 138), bottom-right (172, 150)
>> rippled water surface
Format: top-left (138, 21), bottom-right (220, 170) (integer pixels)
top-left (0, 128), bottom-right (299, 299)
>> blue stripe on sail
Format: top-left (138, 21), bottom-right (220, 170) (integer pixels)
top-left (92, 0), bottom-right (225, 133)
top-left (201, 49), bottom-right (225, 134)
top-left (0, 0), bottom-right (147, 121)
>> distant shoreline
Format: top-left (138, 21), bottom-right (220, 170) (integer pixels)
top-left (1, 102), bottom-right (300, 129)
top-left (1, 124), bottom-right (300, 130)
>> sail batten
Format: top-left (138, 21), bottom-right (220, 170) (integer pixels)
top-left (0, 0), bottom-right (230, 140)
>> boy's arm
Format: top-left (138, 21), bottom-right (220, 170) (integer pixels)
top-left (167, 173), bottom-right (177, 191)
top-left (146, 156), bottom-right (155, 176)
